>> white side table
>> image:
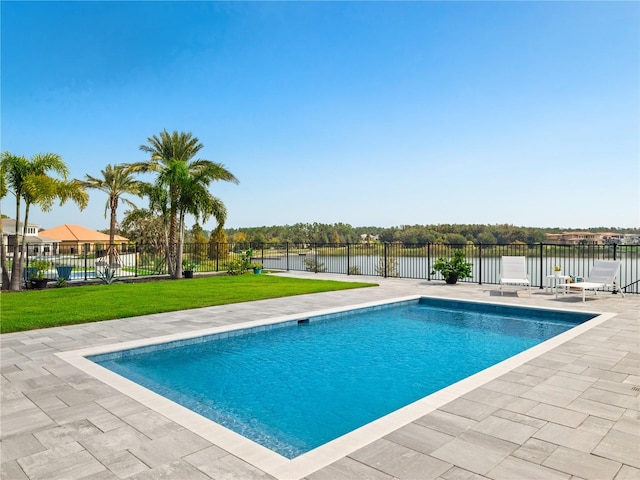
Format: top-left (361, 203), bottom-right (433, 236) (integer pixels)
top-left (546, 274), bottom-right (570, 293)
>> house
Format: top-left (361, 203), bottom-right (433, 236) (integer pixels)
top-left (38, 224), bottom-right (129, 255)
top-left (545, 231), bottom-right (640, 246)
top-left (360, 233), bottom-right (380, 243)
top-left (545, 232), bottom-right (605, 246)
top-left (1, 218), bottom-right (61, 256)
top-left (601, 233), bottom-right (640, 245)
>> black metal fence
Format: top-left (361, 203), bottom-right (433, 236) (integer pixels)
top-left (16, 241), bottom-right (640, 294)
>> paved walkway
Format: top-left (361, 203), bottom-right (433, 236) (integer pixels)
top-left (1, 273), bottom-right (638, 480)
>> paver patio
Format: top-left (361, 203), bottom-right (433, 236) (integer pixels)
top-left (1, 273), bottom-right (638, 479)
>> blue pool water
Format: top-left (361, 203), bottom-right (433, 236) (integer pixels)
top-left (91, 298), bottom-right (595, 458)
top-left (67, 271), bottom-right (97, 280)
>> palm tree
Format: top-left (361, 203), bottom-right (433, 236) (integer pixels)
top-left (78, 164), bottom-right (142, 265)
top-left (129, 130), bottom-right (238, 278)
top-left (1, 152), bottom-right (88, 291)
top-left (173, 160), bottom-right (229, 273)
top-left (0, 160), bottom-right (10, 289)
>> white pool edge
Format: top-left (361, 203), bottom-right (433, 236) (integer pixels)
top-left (56, 295), bottom-right (616, 480)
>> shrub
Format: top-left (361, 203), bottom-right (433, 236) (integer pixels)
top-left (375, 256), bottom-right (399, 277)
top-left (304, 258), bottom-right (326, 272)
top-left (432, 250), bottom-right (473, 283)
top-left (30, 260), bottom-right (51, 279)
top-left (227, 248), bottom-right (253, 275)
top-left (182, 259), bottom-right (197, 271)
top-left (97, 266), bottom-right (117, 284)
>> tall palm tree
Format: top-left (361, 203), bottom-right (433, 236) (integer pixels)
top-left (78, 164), bottom-right (142, 265)
top-left (173, 160), bottom-right (229, 273)
top-left (0, 160), bottom-right (9, 289)
top-left (128, 130), bottom-right (238, 278)
top-left (1, 152), bottom-right (88, 291)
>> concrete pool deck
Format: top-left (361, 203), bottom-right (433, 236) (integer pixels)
top-left (1, 273), bottom-right (638, 480)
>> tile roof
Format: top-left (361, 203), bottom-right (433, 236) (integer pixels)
top-left (38, 224), bottom-right (128, 242)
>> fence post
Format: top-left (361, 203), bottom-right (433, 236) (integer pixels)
top-left (539, 243), bottom-right (544, 289)
top-left (347, 243), bottom-right (351, 275)
top-left (427, 243), bottom-right (431, 281)
top-left (286, 243), bottom-right (290, 271)
top-left (314, 243), bottom-right (318, 273)
top-left (478, 244), bottom-right (483, 285)
top-left (612, 243), bottom-right (619, 294)
top-left (384, 243), bottom-right (388, 278)
top-left (134, 243), bottom-right (138, 277)
top-left (84, 243), bottom-right (89, 280)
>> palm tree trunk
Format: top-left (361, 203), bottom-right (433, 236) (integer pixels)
top-left (163, 222), bottom-right (170, 275)
top-left (168, 195), bottom-right (179, 278)
top-left (0, 206), bottom-right (10, 290)
top-left (20, 202), bottom-right (32, 274)
top-left (9, 197), bottom-right (23, 291)
top-left (109, 198), bottom-right (117, 266)
top-left (176, 210), bottom-right (185, 278)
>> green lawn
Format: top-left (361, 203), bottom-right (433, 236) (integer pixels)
top-left (0, 274), bottom-right (377, 334)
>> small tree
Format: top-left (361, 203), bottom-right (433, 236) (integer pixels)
top-left (209, 225), bottom-right (229, 263)
top-left (233, 231), bottom-right (248, 243)
top-left (227, 248), bottom-right (253, 275)
top-left (188, 223), bottom-right (209, 263)
top-left (375, 255), bottom-right (399, 277)
top-left (304, 258), bottom-right (326, 273)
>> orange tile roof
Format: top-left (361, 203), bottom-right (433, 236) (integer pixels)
top-left (39, 224), bottom-right (128, 242)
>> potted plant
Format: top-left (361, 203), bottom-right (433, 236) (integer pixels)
top-left (23, 266), bottom-right (36, 285)
top-left (250, 261), bottom-right (263, 275)
top-left (56, 264), bottom-right (74, 280)
top-left (182, 259), bottom-right (196, 279)
top-left (29, 259), bottom-right (52, 289)
top-left (553, 264), bottom-right (562, 277)
top-left (431, 250), bottom-right (473, 284)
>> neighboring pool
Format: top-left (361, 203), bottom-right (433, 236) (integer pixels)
top-left (68, 271), bottom-right (96, 280)
top-left (88, 297), bottom-right (596, 459)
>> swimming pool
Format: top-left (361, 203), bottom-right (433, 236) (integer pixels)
top-left (68, 271), bottom-right (96, 280)
top-left (59, 296), bottom-right (610, 479)
top-left (89, 298), bottom-right (594, 458)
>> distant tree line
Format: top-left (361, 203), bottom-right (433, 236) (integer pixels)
top-left (220, 223), bottom-right (639, 246)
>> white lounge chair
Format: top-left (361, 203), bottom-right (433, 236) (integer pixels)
top-left (556, 260), bottom-right (625, 302)
top-left (500, 256), bottom-right (531, 296)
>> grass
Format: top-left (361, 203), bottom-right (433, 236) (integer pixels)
top-left (0, 274), bottom-right (377, 334)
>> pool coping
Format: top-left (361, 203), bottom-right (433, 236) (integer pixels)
top-left (55, 294), bottom-right (616, 480)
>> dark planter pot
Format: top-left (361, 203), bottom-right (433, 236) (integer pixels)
top-left (253, 267), bottom-right (263, 275)
top-left (30, 278), bottom-right (50, 290)
top-left (183, 270), bottom-right (194, 279)
top-left (23, 267), bottom-right (36, 283)
top-left (445, 275), bottom-right (458, 285)
top-left (56, 266), bottom-right (74, 280)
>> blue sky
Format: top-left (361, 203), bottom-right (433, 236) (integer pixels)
top-left (2, 1), bottom-right (639, 232)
